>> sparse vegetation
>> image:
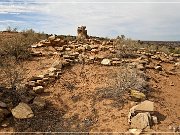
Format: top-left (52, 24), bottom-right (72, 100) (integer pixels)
top-left (0, 35), bottom-right (32, 61)
top-left (5, 26), bottom-right (18, 33)
top-left (0, 28), bottom-right (179, 133)
top-left (0, 57), bottom-right (25, 90)
top-left (95, 66), bottom-right (147, 105)
top-left (113, 37), bottom-right (141, 58)
top-left (22, 29), bottom-right (47, 44)
top-left (115, 67), bottom-right (147, 92)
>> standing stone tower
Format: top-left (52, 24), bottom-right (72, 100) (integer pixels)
top-left (77, 26), bottom-right (88, 39)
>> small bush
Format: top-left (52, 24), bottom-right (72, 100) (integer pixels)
top-left (22, 29), bottom-right (47, 44)
top-left (0, 57), bottom-right (25, 90)
top-left (115, 67), bottom-right (147, 92)
top-left (113, 37), bottom-right (141, 58)
top-left (5, 26), bottom-right (18, 32)
top-left (170, 47), bottom-right (180, 54)
top-left (157, 46), bottom-right (171, 54)
top-left (95, 66), bottom-right (147, 102)
top-left (0, 35), bottom-right (32, 61)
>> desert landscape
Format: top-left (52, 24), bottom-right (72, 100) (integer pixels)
top-left (0, 26), bottom-right (179, 134)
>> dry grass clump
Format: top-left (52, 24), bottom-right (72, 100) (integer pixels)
top-left (171, 47), bottom-right (180, 54)
top-left (0, 57), bottom-right (25, 90)
top-left (0, 35), bottom-right (32, 61)
top-left (113, 37), bottom-right (141, 58)
top-left (115, 67), bottom-right (147, 92)
top-left (0, 28), bottom-right (48, 61)
top-left (95, 66), bottom-right (147, 105)
top-left (139, 42), bottom-right (180, 54)
top-left (22, 29), bottom-right (47, 44)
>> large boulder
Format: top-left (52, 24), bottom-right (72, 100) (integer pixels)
top-left (11, 103), bottom-right (34, 119)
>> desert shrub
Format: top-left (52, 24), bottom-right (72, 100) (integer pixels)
top-left (170, 47), bottom-right (180, 54)
top-left (0, 35), bottom-right (32, 61)
top-left (173, 48), bottom-right (180, 54)
top-left (95, 66), bottom-right (147, 103)
top-left (64, 35), bottom-right (76, 41)
top-left (113, 37), bottom-right (141, 58)
top-left (0, 57), bottom-right (25, 90)
top-left (115, 67), bottom-right (147, 92)
top-left (146, 44), bottom-right (158, 52)
top-left (157, 46), bottom-right (171, 54)
top-left (5, 26), bottom-right (18, 32)
top-left (22, 29), bottom-right (47, 44)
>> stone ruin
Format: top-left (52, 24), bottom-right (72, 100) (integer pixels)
top-left (77, 26), bottom-right (88, 39)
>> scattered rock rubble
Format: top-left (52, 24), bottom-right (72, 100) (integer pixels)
top-left (0, 26), bottom-right (180, 132)
top-left (128, 100), bottom-right (157, 134)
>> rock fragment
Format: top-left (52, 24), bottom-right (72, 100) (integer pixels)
top-left (11, 103), bottom-right (34, 119)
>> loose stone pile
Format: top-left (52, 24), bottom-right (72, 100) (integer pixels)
top-left (26, 61), bottom-right (63, 94)
top-left (128, 100), bottom-right (157, 134)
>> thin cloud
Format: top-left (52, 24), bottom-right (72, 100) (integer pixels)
top-left (0, 0), bottom-right (180, 40)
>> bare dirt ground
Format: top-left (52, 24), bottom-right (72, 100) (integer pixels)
top-left (46, 64), bottom-right (130, 132)
top-left (2, 60), bottom-right (178, 133)
top-left (147, 62), bottom-right (180, 132)
top-left (0, 32), bottom-right (180, 133)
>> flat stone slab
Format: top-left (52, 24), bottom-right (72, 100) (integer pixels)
top-left (11, 103), bottom-right (34, 119)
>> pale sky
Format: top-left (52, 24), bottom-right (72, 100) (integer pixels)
top-left (0, 0), bottom-right (180, 40)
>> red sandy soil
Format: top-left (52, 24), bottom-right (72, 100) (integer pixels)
top-left (147, 62), bottom-right (180, 132)
top-left (0, 32), bottom-right (179, 133)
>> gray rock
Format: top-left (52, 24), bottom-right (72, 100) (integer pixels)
top-left (155, 66), bottom-right (162, 71)
top-left (130, 112), bottom-right (151, 130)
top-left (11, 103), bottom-right (34, 119)
top-left (48, 35), bottom-right (56, 41)
top-left (152, 116), bottom-right (158, 124)
top-left (128, 129), bottom-right (142, 135)
top-left (101, 59), bottom-right (111, 66)
top-left (33, 97), bottom-right (46, 109)
top-left (128, 100), bottom-right (154, 124)
top-left (48, 67), bottom-right (57, 73)
top-left (33, 86), bottom-right (44, 93)
top-left (30, 76), bottom-right (43, 81)
top-left (52, 60), bottom-right (63, 69)
top-left (0, 101), bottom-right (7, 108)
top-left (28, 81), bottom-right (36, 87)
top-left (130, 100), bottom-right (154, 113)
top-left (137, 64), bottom-right (145, 70)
